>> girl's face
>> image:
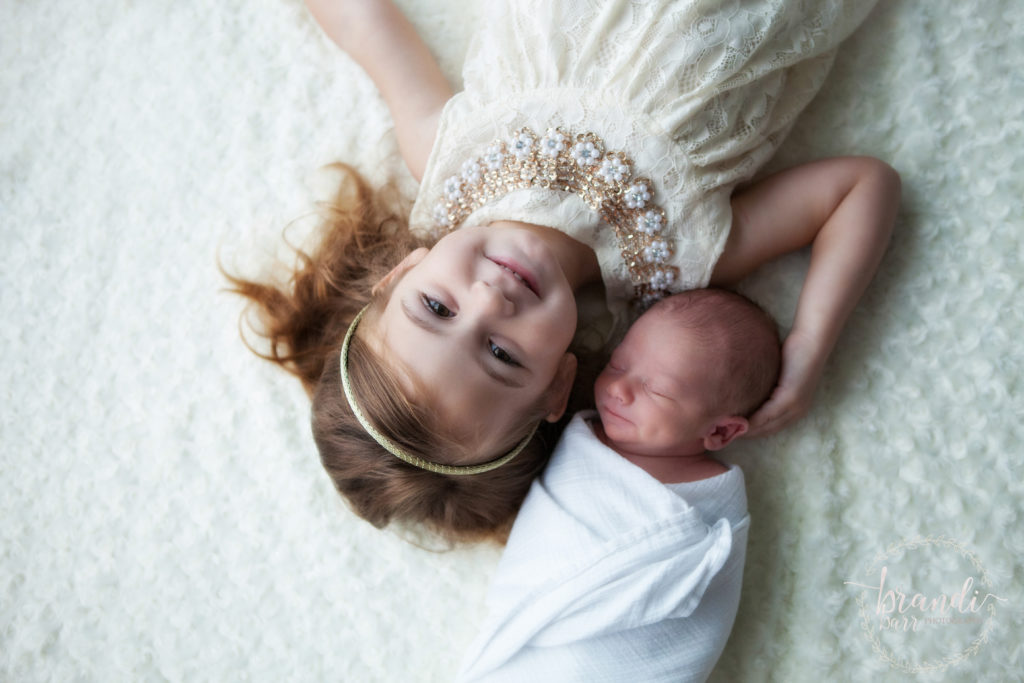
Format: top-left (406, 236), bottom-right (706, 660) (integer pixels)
top-left (369, 224), bottom-right (579, 460)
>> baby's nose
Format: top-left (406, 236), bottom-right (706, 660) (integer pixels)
top-left (608, 376), bottom-right (634, 404)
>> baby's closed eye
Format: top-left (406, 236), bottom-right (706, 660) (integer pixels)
top-left (643, 382), bottom-right (675, 400)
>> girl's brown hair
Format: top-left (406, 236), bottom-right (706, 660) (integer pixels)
top-left (223, 164), bottom-right (560, 544)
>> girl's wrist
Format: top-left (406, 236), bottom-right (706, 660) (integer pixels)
top-left (785, 325), bottom-right (832, 370)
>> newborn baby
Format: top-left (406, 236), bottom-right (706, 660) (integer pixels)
top-left (459, 288), bottom-right (781, 683)
top-left (593, 287), bottom-right (781, 483)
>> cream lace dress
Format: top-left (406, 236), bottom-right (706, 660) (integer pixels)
top-left (409, 0), bottom-right (877, 337)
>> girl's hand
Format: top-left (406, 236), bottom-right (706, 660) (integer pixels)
top-left (745, 329), bottom-right (825, 437)
top-left (713, 157), bottom-right (901, 438)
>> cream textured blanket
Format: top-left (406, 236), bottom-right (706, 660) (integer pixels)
top-left (2, 1), bottom-right (1021, 681)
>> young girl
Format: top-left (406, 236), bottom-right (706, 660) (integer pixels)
top-left (227, 0), bottom-right (900, 543)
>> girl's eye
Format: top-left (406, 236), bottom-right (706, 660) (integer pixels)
top-left (489, 341), bottom-right (520, 367)
top-left (422, 295), bottom-right (453, 318)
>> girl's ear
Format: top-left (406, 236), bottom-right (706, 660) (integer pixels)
top-left (703, 417), bottom-right (749, 451)
top-left (372, 247), bottom-right (429, 296)
top-left (543, 353), bottom-right (578, 422)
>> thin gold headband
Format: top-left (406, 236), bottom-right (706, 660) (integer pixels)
top-left (339, 305), bottom-right (535, 476)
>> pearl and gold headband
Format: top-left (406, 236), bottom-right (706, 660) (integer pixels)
top-left (339, 305), bottom-right (535, 475)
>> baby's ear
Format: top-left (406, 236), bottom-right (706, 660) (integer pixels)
top-left (703, 417), bottom-right (749, 451)
top-left (543, 353), bottom-right (578, 422)
top-left (372, 247), bottom-right (429, 296)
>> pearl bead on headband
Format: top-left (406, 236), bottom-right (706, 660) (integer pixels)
top-left (339, 305), bottom-right (536, 475)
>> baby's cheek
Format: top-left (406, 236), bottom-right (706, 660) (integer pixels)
top-left (636, 410), bottom-right (658, 436)
top-left (641, 406), bottom-right (672, 439)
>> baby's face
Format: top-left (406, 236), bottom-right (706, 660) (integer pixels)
top-left (594, 311), bottom-right (721, 456)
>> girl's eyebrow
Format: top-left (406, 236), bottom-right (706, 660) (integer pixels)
top-left (399, 298), bottom-right (525, 389)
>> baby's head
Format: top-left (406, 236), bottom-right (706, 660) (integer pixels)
top-left (594, 288), bottom-right (781, 457)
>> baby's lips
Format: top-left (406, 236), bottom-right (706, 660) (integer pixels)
top-left (599, 401), bottom-right (631, 426)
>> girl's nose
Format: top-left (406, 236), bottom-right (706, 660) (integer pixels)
top-left (470, 279), bottom-right (515, 317)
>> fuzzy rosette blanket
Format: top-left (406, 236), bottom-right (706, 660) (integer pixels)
top-left (2, 1), bottom-right (1021, 681)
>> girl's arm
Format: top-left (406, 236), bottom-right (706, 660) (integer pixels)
top-left (305, 0), bottom-right (454, 180)
top-left (711, 156), bottom-right (901, 436)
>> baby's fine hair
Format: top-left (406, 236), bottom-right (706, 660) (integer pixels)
top-left (224, 164), bottom-right (558, 544)
top-left (649, 288), bottom-right (781, 417)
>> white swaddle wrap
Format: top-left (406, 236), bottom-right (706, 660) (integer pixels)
top-left (458, 413), bottom-right (750, 682)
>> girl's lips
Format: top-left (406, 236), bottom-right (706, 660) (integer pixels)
top-left (488, 256), bottom-right (540, 298)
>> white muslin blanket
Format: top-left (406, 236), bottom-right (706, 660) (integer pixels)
top-left (458, 413), bottom-right (750, 682)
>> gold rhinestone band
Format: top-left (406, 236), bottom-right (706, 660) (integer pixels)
top-left (430, 127), bottom-right (680, 304)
